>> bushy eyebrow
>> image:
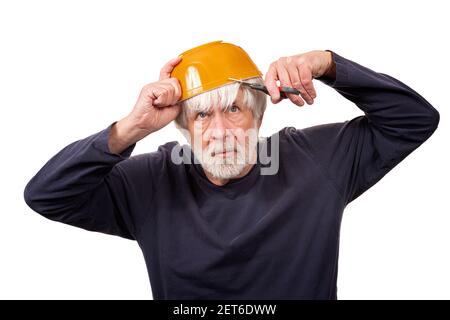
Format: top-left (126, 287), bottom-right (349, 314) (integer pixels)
top-left (189, 99), bottom-right (240, 116)
top-left (197, 101), bottom-right (241, 114)
top-left (184, 82), bottom-right (241, 116)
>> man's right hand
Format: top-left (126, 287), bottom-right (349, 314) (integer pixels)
top-left (108, 57), bottom-right (182, 154)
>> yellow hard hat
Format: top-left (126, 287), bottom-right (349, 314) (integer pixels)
top-left (170, 40), bottom-right (262, 101)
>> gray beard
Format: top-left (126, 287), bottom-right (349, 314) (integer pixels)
top-left (183, 125), bottom-right (260, 180)
top-left (192, 142), bottom-right (251, 180)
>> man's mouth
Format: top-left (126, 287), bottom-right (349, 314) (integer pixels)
top-left (212, 150), bottom-right (236, 157)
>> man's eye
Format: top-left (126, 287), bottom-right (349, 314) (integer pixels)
top-left (196, 112), bottom-right (208, 119)
top-left (229, 105), bottom-right (239, 113)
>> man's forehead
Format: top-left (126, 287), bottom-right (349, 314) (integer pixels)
top-left (187, 87), bottom-right (245, 113)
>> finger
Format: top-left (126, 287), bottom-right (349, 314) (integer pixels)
top-left (291, 64), bottom-right (313, 105)
top-left (159, 56), bottom-right (182, 81)
top-left (264, 64), bottom-right (281, 104)
top-left (154, 82), bottom-right (178, 106)
top-left (152, 86), bottom-right (171, 107)
top-left (285, 63), bottom-right (306, 107)
top-left (298, 65), bottom-right (316, 103)
top-left (167, 78), bottom-right (182, 102)
top-left (164, 80), bottom-right (180, 105)
top-left (277, 62), bottom-right (304, 106)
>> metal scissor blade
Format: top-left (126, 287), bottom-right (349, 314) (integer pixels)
top-left (228, 77), bottom-right (246, 83)
top-left (228, 77), bottom-right (300, 99)
top-left (228, 77), bottom-right (268, 94)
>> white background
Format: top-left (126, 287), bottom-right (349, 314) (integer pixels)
top-left (1, 0), bottom-right (449, 299)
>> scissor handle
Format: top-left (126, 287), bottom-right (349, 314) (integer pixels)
top-left (280, 86), bottom-right (300, 95)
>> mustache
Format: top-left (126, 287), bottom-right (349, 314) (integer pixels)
top-left (206, 141), bottom-right (242, 157)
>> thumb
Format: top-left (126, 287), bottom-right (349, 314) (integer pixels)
top-left (159, 56), bottom-right (182, 81)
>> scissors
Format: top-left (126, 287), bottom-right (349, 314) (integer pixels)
top-left (228, 77), bottom-right (300, 100)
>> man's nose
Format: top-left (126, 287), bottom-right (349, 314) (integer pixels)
top-left (209, 113), bottom-right (228, 140)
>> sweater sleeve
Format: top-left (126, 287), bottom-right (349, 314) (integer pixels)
top-left (287, 50), bottom-right (440, 205)
top-left (23, 123), bottom-right (154, 240)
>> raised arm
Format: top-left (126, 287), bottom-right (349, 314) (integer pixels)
top-left (24, 57), bottom-right (183, 238)
top-left (277, 50), bottom-right (439, 204)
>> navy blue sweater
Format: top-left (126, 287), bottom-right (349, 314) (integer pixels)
top-left (24, 51), bottom-right (439, 299)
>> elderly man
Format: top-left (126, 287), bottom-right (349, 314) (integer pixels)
top-left (24, 41), bottom-right (439, 299)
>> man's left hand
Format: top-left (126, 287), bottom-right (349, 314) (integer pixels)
top-left (264, 50), bottom-right (334, 106)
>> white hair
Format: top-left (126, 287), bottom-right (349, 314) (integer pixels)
top-left (174, 76), bottom-right (267, 129)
